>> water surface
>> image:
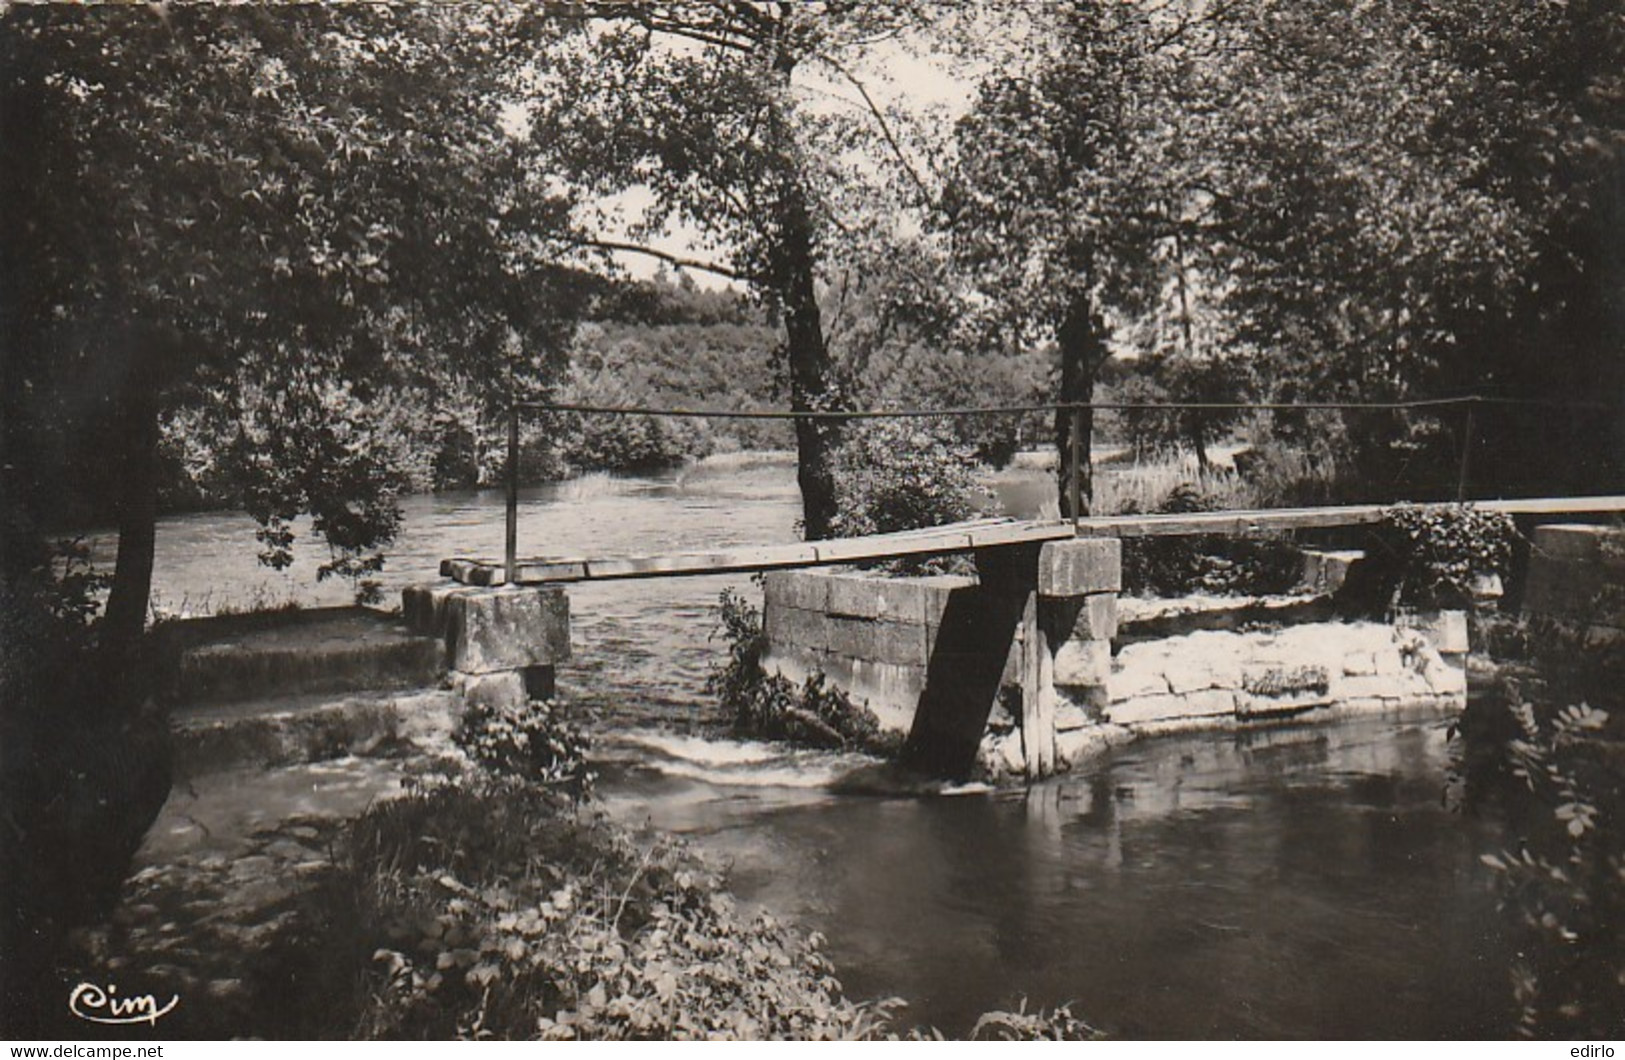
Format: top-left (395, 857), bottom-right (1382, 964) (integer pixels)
top-left (596, 719), bottom-right (1513, 1038)
top-left (102, 457), bottom-right (1517, 1037)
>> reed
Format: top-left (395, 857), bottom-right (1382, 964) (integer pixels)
top-left (1093, 451), bottom-right (1263, 516)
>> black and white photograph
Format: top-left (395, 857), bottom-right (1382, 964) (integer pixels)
top-left (2, 0), bottom-right (1622, 1043)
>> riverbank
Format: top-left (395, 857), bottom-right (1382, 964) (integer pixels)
top-left (67, 706), bottom-right (1097, 1040)
top-left (43, 577), bottom-right (1528, 1040)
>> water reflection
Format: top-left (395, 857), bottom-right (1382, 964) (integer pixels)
top-left (600, 717), bottom-right (1514, 1039)
top-left (115, 461), bottom-right (1517, 1037)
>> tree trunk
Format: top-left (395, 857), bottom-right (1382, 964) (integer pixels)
top-left (100, 339), bottom-right (162, 663)
top-left (1191, 421), bottom-right (1211, 471)
top-left (779, 178), bottom-right (841, 541)
top-left (1054, 295), bottom-right (1108, 519)
top-left (762, 37), bottom-right (840, 543)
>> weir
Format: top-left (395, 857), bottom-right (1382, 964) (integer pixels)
top-left (422, 497), bottom-right (1625, 781)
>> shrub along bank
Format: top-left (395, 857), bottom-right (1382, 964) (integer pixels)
top-left (342, 691), bottom-right (1093, 1040)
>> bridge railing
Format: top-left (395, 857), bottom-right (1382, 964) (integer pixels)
top-left (493, 394), bottom-right (1613, 585)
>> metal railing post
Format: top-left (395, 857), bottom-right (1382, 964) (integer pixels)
top-left (504, 401), bottom-right (519, 585)
top-left (1456, 399), bottom-right (1475, 503)
top-left (1068, 404), bottom-right (1083, 528)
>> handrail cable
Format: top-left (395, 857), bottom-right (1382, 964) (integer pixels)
top-left (512, 394), bottom-right (1617, 421)
top-left (494, 392), bottom-right (1620, 583)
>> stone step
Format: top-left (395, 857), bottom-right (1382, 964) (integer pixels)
top-left (159, 606), bottom-right (446, 705)
top-left (170, 686), bottom-right (460, 779)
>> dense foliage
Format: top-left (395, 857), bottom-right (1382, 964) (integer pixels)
top-left (453, 696), bottom-right (595, 805)
top-left (1480, 695), bottom-right (1622, 1038)
top-left (352, 783), bottom-right (898, 1040)
top-left (828, 418), bottom-right (991, 568)
top-left (1, 4), bottom-right (588, 645)
top-left (1343, 505), bottom-right (1520, 614)
top-left (1465, 578), bottom-right (1625, 1039)
top-left (1119, 483), bottom-right (1303, 598)
top-left (352, 681), bottom-right (1096, 1040)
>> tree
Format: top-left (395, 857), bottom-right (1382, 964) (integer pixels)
top-left (0, 8), bottom-right (594, 1029)
top-left (1167, 0), bottom-right (1625, 497)
top-left (1413, 0), bottom-right (1625, 495)
top-left (534, 1), bottom-right (940, 539)
top-left (942, 1), bottom-right (1175, 516)
top-left (0, 4), bottom-right (582, 654)
top-left (945, 0), bottom-right (1625, 505)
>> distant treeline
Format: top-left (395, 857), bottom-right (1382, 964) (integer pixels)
top-left (144, 272), bottom-right (1073, 515)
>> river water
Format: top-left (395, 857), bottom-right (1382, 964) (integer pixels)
top-left (99, 456), bottom-right (1518, 1038)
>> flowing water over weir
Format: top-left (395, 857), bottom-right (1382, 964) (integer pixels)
top-left (101, 456), bottom-right (1518, 1038)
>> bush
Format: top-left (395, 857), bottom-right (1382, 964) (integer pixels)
top-left (550, 366), bottom-right (710, 474)
top-left (1383, 504), bottom-right (1517, 609)
top-left (1455, 570), bottom-right (1625, 1039)
top-left (1470, 627), bottom-right (1625, 1038)
top-left (350, 785), bottom-right (897, 1040)
top-left (453, 694), bottom-right (595, 804)
top-left (347, 613), bottom-right (1098, 1041)
top-left (1340, 504), bottom-right (1519, 615)
top-left (0, 541), bottom-right (172, 1038)
top-left (1119, 483), bottom-right (1303, 598)
top-left (1477, 697), bottom-right (1623, 1039)
top-left (829, 418), bottom-right (991, 576)
top-left (830, 418), bottom-right (987, 538)
top-left (969, 1002), bottom-right (1103, 1041)
top-left (706, 589), bottom-right (898, 754)
top-left (863, 346), bottom-right (1039, 468)
top-left (351, 680), bottom-right (901, 1040)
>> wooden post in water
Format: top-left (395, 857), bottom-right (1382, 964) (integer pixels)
top-left (505, 402), bottom-right (519, 586)
top-left (1020, 590), bottom-right (1057, 778)
top-left (1068, 405), bottom-right (1083, 528)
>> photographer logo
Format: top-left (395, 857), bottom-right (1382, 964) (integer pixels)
top-left (68, 983), bottom-right (178, 1027)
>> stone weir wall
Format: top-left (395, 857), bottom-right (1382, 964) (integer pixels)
top-left (761, 540), bottom-right (1469, 782)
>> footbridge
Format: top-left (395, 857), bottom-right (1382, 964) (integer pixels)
top-left (438, 496), bottom-right (1625, 587)
top-left (412, 395), bottom-right (1625, 784)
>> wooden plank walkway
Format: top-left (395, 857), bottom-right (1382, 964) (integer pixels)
top-left (440, 496), bottom-right (1625, 586)
top-left (1071, 495), bottom-right (1625, 537)
top-left (441, 517), bottom-right (1075, 586)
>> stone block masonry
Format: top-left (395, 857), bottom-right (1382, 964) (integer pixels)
top-left (760, 540), bottom-right (1471, 785)
top-left (1104, 618), bottom-right (1467, 730)
top-left (1523, 524), bottom-right (1625, 644)
top-left (763, 570), bottom-right (980, 742)
top-left (1037, 538), bottom-right (1122, 596)
top-left (763, 542), bottom-right (1124, 781)
top-left (403, 583), bottom-right (571, 714)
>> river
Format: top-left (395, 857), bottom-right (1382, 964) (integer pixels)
top-left (95, 455), bottom-right (1518, 1038)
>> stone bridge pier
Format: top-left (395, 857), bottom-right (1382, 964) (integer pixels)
top-left (764, 539), bottom-right (1121, 782)
top-left (412, 524), bottom-right (1481, 784)
top-left (405, 539), bottom-right (1118, 782)
top-left (763, 535), bottom-right (1473, 783)
top-left (402, 583), bottom-right (571, 714)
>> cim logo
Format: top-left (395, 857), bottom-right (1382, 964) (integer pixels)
top-left (68, 983), bottom-right (179, 1027)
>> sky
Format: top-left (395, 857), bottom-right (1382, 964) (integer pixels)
top-left (582, 31), bottom-right (979, 289)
